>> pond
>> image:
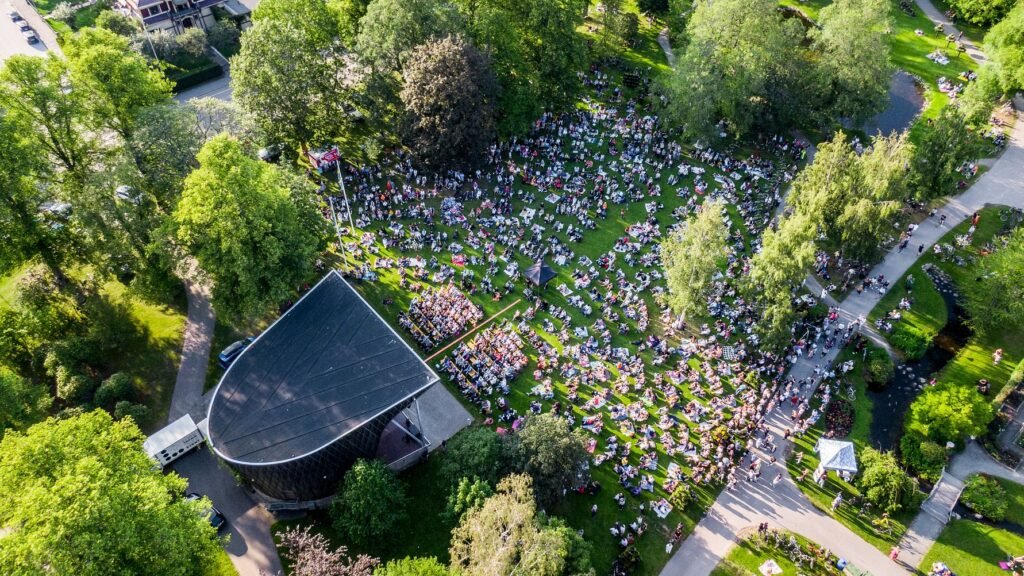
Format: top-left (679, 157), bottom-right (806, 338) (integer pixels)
top-left (854, 71), bottom-right (925, 136)
top-left (868, 269), bottom-right (971, 451)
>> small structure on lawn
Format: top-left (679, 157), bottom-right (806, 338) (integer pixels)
top-left (814, 438), bottom-right (858, 477)
top-left (525, 260), bottom-right (556, 287)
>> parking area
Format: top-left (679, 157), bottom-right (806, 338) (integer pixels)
top-left (170, 447), bottom-right (283, 576)
top-left (1, 0), bottom-right (56, 64)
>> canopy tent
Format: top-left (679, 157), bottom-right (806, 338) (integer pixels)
top-left (814, 438), bottom-right (858, 474)
top-left (525, 260), bottom-right (557, 287)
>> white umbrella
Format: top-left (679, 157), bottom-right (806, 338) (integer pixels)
top-left (759, 559), bottom-right (783, 575)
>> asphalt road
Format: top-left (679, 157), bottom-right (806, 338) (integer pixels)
top-left (0, 0), bottom-right (52, 63)
top-left (170, 448), bottom-right (283, 576)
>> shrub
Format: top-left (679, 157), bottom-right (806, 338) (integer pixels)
top-left (961, 474), bottom-right (1008, 521)
top-left (330, 459), bottom-right (408, 546)
top-left (444, 476), bottom-right (493, 522)
top-left (113, 401), bottom-right (149, 424)
top-left (890, 324), bottom-right (929, 360)
top-left (96, 10), bottom-right (139, 36)
top-left (1009, 358), bottom-right (1024, 388)
top-left (669, 483), bottom-right (692, 511)
top-left (864, 348), bottom-right (894, 390)
top-left (439, 426), bottom-right (509, 486)
top-left (899, 433), bottom-right (947, 482)
top-left (94, 373), bottom-right (134, 408)
top-left (375, 557), bottom-right (451, 576)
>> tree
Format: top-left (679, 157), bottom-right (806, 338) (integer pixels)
top-left (375, 557), bottom-right (451, 576)
top-left (449, 474), bottom-right (569, 576)
top-left (661, 199), bottom-right (728, 324)
top-left (96, 9), bottom-right (140, 36)
top-left (509, 413), bottom-right (589, 508)
top-left (0, 369), bottom-right (50, 438)
top-left (663, 0), bottom-right (806, 138)
top-left (0, 410), bottom-right (221, 576)
top-left (206, 20), bottom-right (241, 52)
top-left (958, 64), bottom-right (1003, 124)
top-left (912, 108), bottom-right (987, 200)
top-left (64, 28), bottom-right (172, 140)
top-left (965, 227), bottom-right (1024, 335)
top-left (94, 372), bottom-right (134, 409)
top-left (174, 135), bottom-right (327, 320)
top-left (328, 0), bottom-right (371, 45)
top-left (906, 382), bottom-right (994, 444)
top-left (949, 0), bottom-right (1015, 27)
top-left (272, 525), bottom-right (379, 576)
top-left (445, 476), bottom-right (494, 521)
top-left (232, 0), bottom-right (359, 151)
top-left (811, 0), bottom-right (892, 125)
top-left (330, 459), bottom-right (409, 547)
top-left (857, 448), bottom-right (919, 513)
top-left (50, 2), bottom-right (78, 25)
top-left (127, 102), bottom-right (204, 212)
top-left (439, 425), bottom-right (509, 486)
top-left (356, 0), bottom-right (464, 72)
top-left (986, 1), bottom-right (1024, 92)
top-left (400, 36), bottom-right (498, 169)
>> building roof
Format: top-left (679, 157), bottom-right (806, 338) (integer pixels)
top-left (207, 270), bottom-right (439, 465)
top-left (144, 414), bottom-right (199, 457)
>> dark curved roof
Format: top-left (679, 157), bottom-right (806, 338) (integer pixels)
top-left (207, 270), bottom-right (438, 465)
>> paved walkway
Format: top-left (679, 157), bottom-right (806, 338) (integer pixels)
top-left (664, 95), bottom-right (1024, 576)
top-left (167, 266), bottom-right (216, 424)
top-left (657, 29), bottom-right (675, 67)
top-left (913, 0), bottom-right (986, 65)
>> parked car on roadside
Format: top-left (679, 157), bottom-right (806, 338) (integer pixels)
top-left (23, 30), bottom-right (39, 44)
top-left (218, 336), bottom-right (255, 368)
top-left (7, 9), bottom-right (22, 21)
top-left (185, 493), bottom-right (227, 531)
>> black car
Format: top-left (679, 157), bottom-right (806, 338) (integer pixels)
top-left (7, 9), bottom-right (22, 21)
top-left (218, 336), bottom-right (255, 368)
top-left (23, 30), bottom-right (38, 44)
top-left (185, 493), bottom-right (227, 531)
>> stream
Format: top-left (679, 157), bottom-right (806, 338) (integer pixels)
top-left (868, 269), bottom-right (972, 451)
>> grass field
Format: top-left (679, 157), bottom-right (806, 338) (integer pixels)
top-left (202, 549), bottom-right (239, 576)
top-left (920, 519), bottom-right (1024, 576)
top-left (710, 531), bottom-right (841, 576)
top-left (995, 476), bottom-right (1024, 528)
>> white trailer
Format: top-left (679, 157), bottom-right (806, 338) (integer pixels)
top-left (144, 414), bottom-right (205, 468)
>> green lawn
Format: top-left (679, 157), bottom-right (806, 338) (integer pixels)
top-left (711, 534), bottom-right (840, 576)
top-left (202, 549), bottom-right (239, 576)
top-left (995, 477), bottom-right (1024, 528)
top-left (928, 0), bottom-right (989, 45)
top-left (920, 520), bottom-right (1024, 576)
top-left (872, 206), bottom-right (1024, 408)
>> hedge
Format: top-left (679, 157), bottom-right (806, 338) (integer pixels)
top-left (891, 323), bottom-right (930, 360)
top-left (169, 61), bottom-right (223, 92)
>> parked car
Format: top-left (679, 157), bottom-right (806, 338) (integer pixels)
top-left (218, 336), bottom-right (255, 368)
top-left (7, 9), bottom-right (22, 21)
top-left (17, 19), bottom-right (30, 31)
top-left (23, 30), bottom-right (39, 44)
top-left (185, 493), bottom-right (227, 531)
top-left (257, 143), bottom-right (284, 163)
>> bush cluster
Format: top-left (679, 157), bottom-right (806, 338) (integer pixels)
top-left (961, 474), bottom-right (1008, 521)
top-left (863, 348), bottom-right (895, 390)
top-left (890, 324), bottom-right (930, 360)
top-left (899, 433), bottom-right (948, 482)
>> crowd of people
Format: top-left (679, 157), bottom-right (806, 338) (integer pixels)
top-left (322, 63), bottom-right (836, 556)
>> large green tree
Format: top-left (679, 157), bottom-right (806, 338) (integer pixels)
top-left (856, 448), bottom-right (919, 513)
top-left (965, 226), bottom-right (1024, 335)
top-left (0, 410), bottom-right (221, 576)
top-left (663, 0), bottom-right (806, 138)
top-left (949, 0), bottom-right (1016, 27)
top-left (329, 459), bottom-right (408, 547)
top-left (64, 28), bottom-right (172, 140)
top-left (232, 0), bottom-right (358, 151)
top-left (906, 382), bottom-right (994, 444)
top-left (661, 199), bottom-right (728, 324)
top-left (986, 1), bottom-right (1024, 92)
top-left (401, 36), bottom-right (498, 168)
top-left (0, 368), bottom-right (50, 438)
top-left (356, 0), bottom-right (464, 72)
top-left (508, 413), bottom-right (589, 508)
top-left (912, 108), bottom-right (986, 200)
top-left (173, 135), bottom-right (327, 320)
top-left (811, 0), bottom-right (892, 125)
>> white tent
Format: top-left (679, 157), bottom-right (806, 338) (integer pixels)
top-left (759, 559), bottom-right (783, 575)
top-left (814, 438), bottom-right (858, 474)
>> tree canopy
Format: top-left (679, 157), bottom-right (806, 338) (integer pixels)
top-left (330, 458), bottom-right (409, 547)
top-left (948, 0), bottom-right (1016, 27)
top-left (661, 199), bottom-right (729, 323)
top-left (985, 1), bottom-right (1024, 92)
top-left (508, 413), bottom-right (589, 508)
top-left (856, 448), bottom-right (919, 513)
top-left (912, 108), bottom-right (986, 200)
top-left (356, 0), bottom-right (464, 72)
top-left (173, 135), bottom-right (327, 320)
top-left (0, 410), bottom-right (221, 576)
top-left (965, 226), bottom-right (1024, 335)
top-left (906, 382), bottom-right (994, 444)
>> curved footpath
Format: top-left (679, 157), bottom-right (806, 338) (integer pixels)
top-left (662, 78), bottom-right (1024, 576)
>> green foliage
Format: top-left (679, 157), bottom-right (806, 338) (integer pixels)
top-left (912, 107), bottom-right (987, 200)
top-left (401, 36), bottom-right (498, 169)
top-left (439, 426), bottom-right (509, 486)
top-left (890, 323), bottom-right (930, 360)
top-left (986, 2), bottom-right (1024, 92)
top-left (508, 412), bottom-right (590, 508)
top-left (174, 135), bottom-right (327, 321)
top-left (668, 483), bottom-right (692, 512)
top-left (856, 448), bottom-right (920, 513)
top-left (356, 0), bottom-right (464, 72)
top-left (94, 372), bottom-right (134, 409)
top-left (1009, 358), bottom-right (1024, 387)
top-left (965, 227), bottom-right (1024, 336)
top-left (961, 474), bottom-right (1008, 521)
top-left (947, 0), bottom-right (1015, 27)
top-left (206, 20), bottom-right (241, 54)
top-left (113, 400), bottom-right (150, 424)
top-left (661, 199), bottom-right (729, 324)
top-left (0, 411), bottom-right (221, 576)
top-left (95, 9), bottom-right (140, 35)
top-left (906, 382), bottom-right (994, 444)
top-left (898, 432), bottom-right (947, 482)
top-left (330, 459), bottom-right (409, 547)
top-left (444, 476), bottom-right (493, 522)
top-left (637, 0), bottom-right (668, 13)
top-left (0, 368), bottom-right (51, 437)
top-left (374, 557), bottom-right (451, 576)
top-left (864, 348), bottom-right (894, 390)
top-left (958, 64), bottom-right (1003, 124)
top-left (327, 0), bottom-right (371, 45)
